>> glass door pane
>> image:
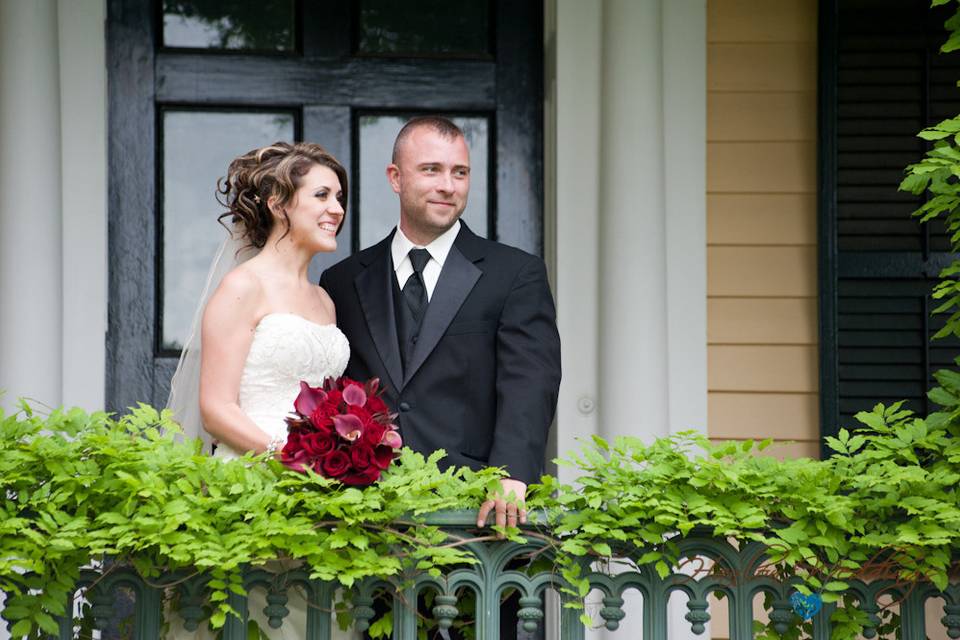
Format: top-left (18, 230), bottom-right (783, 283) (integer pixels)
top-left (161, 109), bottom-right (296, 352)
top-left (356, 0), bottom-right (491, 57)
top-left (162, 0), bottom-right (296, 50)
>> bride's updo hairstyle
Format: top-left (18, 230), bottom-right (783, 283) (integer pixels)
top-left (217, 141), bottom-right (348, 249)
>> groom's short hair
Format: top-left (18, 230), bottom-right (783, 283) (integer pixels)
top-left (392, 116), bottom-right (464, 163)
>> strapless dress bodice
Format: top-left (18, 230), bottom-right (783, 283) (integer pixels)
top-left (213, 313), bottom-right (350, 460)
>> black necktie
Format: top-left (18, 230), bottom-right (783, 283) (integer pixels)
top-left (403, 247), bottom-right (431, 330)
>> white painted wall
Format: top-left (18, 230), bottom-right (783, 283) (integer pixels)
top-left (0, 0), bottom-right (64, 414)
top-left (0, 0), bottom-right (106, 416)
top-left (551, 0), bottom-right (706, 638)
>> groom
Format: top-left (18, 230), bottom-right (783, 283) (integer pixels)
top-left (320, 116), bottom-right (561, 528)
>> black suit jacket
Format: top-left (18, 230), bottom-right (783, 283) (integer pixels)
top-left (319, 224), bottom-right (561, 484)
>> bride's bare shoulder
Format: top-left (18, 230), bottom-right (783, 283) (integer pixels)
top-left (207, 265), bottom-right (265, 317)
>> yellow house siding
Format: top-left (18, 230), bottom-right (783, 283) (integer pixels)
top-left (708, 246), bottom-right (816, 297)
top-left (709, 345), bottom-right (818, 393)
top-left (708, 43), bottom-right (816, 92)
top-left (708, 194), bottom-right (816, 245)
top-left (707, 8), bottom-right (951, 640)
top-left (707, 0), bottom-right (816, 42)
top-left (708, 298), bottom-right (817, 344)
top-left (707, 141), bottom-right (815, 192)
top-left (707, 0), bottom-right (819, 461)
top-left (708, 392), bottom-right (819, 440)
top-left (707, 7), bottom-right (819, 637)
top-left (709, 92), bottom-right (816, 141)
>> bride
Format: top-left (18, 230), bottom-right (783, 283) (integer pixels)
top-left (167, 141), bottom-right (352, 638)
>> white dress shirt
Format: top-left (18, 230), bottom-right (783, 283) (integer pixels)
top-left (391, 220), bottom-right (461, 301)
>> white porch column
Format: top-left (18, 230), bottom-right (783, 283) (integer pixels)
top-left (58, 0), bottom-right (107, 410)
top-left (597, 0), bottom-right (671, 440)
top-left (0, 0), bottom-right (63, 411)
top-left (553, 0), bottom-right (603, 479)
top-left (663, 1), bottom-right (707, 440)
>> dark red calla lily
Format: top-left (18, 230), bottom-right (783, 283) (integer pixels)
top-left (293, 381), bottom-right (327, 416)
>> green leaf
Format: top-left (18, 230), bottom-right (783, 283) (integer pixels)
top-left (10, 619), bottom-right (32, 637)
top-left (36, 612), bottom-right (59, 634)
top-left (919, 129), bottom-right (953, 140)
top-left (654, 561), bottom-right (670, 578)
top-left (900, 171), bottom-right (930, 194)
top-left (368, 611), bottom-right (393, 638)
top-left (577, 578), bottom-right (590, 597)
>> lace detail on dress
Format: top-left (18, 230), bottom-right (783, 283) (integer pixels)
top-left (214, 313), bottom-right (350, 460)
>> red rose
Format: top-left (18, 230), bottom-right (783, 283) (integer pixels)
top-left (348, 404), bottom-right (372, 425)
top-left (360, 422), bottom-right (387, 447)
top-left (282, 431), bottom-right (302, 453)
top-left (373, 445), bottom-right (395, 470)
top-left (309, 406), bottom-right (334, 432)
top-left (341, 466), bottom-right (382, 486)
top-left (300, 432), bottom-right (335, 457)
top-left (366, 395), bottom-right (389, 415)
top-left (350, 443), bottom-right (375, 470)
top-left (323, 390), bottom-right (343, 411)
top-left (321, 449), bottom-right (351, 478)
top-left (362, 465), bottom-right (382, 482)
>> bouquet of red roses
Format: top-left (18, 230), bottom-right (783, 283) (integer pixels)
top-left (280, 377), bottom-right (402, 486)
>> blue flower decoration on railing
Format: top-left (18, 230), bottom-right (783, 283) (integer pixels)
top-left (789, 591), bottom-right (822, 620)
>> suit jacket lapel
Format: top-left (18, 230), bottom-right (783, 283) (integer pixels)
top-left (354, 237), bottom-right (404, 392)
top-left (402, 243), bottom-right (481, 387)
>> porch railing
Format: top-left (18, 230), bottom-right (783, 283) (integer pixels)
top-left (12, 510), bottom-right (960, 639)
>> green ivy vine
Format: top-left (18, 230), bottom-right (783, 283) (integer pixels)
top-left (5, 390), bottom-right (960, 639)
top-left (0, 403), bottom-right (504, 637)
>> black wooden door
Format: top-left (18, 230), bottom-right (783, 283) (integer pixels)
top-left (106, 0), bottom-right (543, 412)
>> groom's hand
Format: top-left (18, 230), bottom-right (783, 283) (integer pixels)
top-left (477, 478), bottom-right (527, 535)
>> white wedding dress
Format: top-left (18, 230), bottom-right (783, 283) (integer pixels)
top-left (171, 312), bottom-right (354, 639)
top-left (213, 313), bottom-right (350, 461)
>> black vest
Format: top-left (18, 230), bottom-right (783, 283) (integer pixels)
top-left (392, 271), bottom-right (423, 373)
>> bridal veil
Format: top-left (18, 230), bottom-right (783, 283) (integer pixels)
top-left (166, 226), bottom-right (257, 447)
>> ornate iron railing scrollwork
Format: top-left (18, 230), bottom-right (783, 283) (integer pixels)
top-left (8, 510), bottom-right (960, 639)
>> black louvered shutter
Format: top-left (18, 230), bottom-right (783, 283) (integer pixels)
top-left (823, 0), bottom-right (960, 445)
